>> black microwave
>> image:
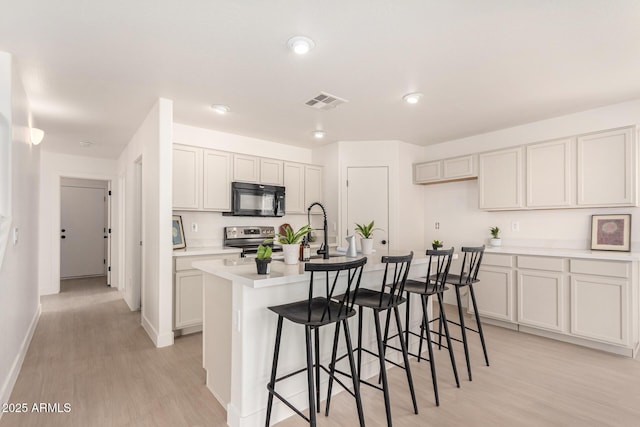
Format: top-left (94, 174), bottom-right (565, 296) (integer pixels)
top-left (226, 182), bottom-right (285, 217)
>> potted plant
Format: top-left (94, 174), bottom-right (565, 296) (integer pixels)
top-left (270, 224), bottom-right (311, 265)
top-left (490, 226), bottom-right (501, 247)
top-left (355, 220), bottom-right (381, 255)
top-left (432, 239), bottom-right (443, 250)
top-left (255, 244), bottom-right (272, 275)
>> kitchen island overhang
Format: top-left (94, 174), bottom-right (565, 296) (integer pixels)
top-left (193, 250), bottom-right (437, 427)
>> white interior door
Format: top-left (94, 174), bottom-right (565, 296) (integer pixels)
top-left (346, 167), bottom-right (389, 252)
top-left (60, 186), bottom-right (107, 278)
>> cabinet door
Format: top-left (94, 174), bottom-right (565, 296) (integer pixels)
top-left (478, 147), bottom-right (524, 210)
top-left (443, 155), bottom-right (476, 179)
top-left (284, 162), bottom-right (305, 213)
top-left (260, 159), bottom-right (284, 185)
top-left (175, 270), bottom-right (203, 329)
top-left (304, 165), bottom-right (323, 207)
top-left (517, 270), bottom-right (565, 332)
top-left (414, 161), bottom-right (441, 183)
top-left (173, 145), bottom-right (202, 210)
top-left (577, 127), bottom-right (636, 206)
top-left (233, 154), bottom-right (260, 183)
top-left (470, 267), bottom-right (516, 322)
top-left (203, 149), bottom-right (232, 211)
top-left (570, 275), bottom-right (628, 345)
top-left (526, 138), bottom-right (573, 208)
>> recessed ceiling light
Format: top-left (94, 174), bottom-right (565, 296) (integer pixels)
top-left (403, 93), bottom-right (423, 104)
top-left (211, 104), bottom-right (231, 114)
top-left (287, 36), bottom-right (315, 55)
top-left (80, 141), bottom-right (93, 148)
top-left (312, 130), bottom-right (326, 139)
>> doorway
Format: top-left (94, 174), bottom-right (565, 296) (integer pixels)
top-left (346, 166), bottom-right (390, 252)
top-left (60, 178), bottom-right (110, 282)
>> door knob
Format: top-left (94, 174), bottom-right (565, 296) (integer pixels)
top-left (61, 235), bottom-right (66, 239)
top-left (381, 239), bottom-right (387, 245)
top-left (61, 229), bottom-right (66, 232)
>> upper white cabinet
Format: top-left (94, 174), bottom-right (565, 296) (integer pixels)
top-left (478, 147), bottom-right (524, 210)
top-left (526, 138), bottom-right (573, 208)
top-left (304, 165), bottom-right (323, 208)
top-left (414, 155), bottom-right (476, 184)
top-left (173, 145), bottom-right (203, 210)
top-left (233, 154), bottom-right (260, 183)
top-left (577, 127), bottom-right (636, 207)
top-left (284, 162), bottom-right (305, 213)
top-left (203, 149), bottom-right (232, 211)
top-left (260, 158), bottom-right (284, 186)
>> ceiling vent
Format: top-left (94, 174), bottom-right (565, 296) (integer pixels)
top-left (304, 92), bottom-right (348, 110)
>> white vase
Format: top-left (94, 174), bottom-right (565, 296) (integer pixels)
top-left (490, 238), bottom-right (502, 247)
top-left (282, 243), bottom-right (300, 265)
top-left (360, 238), bottom-right (374, 255)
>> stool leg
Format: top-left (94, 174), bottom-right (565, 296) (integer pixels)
top-left (405, 293), bottom-right (411, 354)
top-left (438, 293), bottom-right (460, 388)
top-left (417, 299), bottom-right (428, 363)
top-left (343, 319), bottom-right (365, 427)
top-left (325, 321), bottom-right (341, 416)
top-left (421, 294), bottom-right (439, 406)
top-left (394, 305), bottom-right (418, 414)
top-left (454, 285), bottom-right (472, 381)
top-left (266, 316), bottom-right (284, 427)
top-left (305, 326), bottom-right (317, 427)
top-left (314, 327), bottom-right (321, 413)
top-left (357, 306), bottom-right (364, 379)
top-left (469, 284), bottom-right (490, 366)
top-left (379, 308), bottom-right (393, 385)
top-left (373, 309), bottom-right (393, 426)
top-left (438, 303), bottom-right (444, 350)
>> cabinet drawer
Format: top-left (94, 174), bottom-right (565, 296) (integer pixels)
top-left (517, 256), bottom-right (564, 272)
top-left (175, 253), bottom-right (239, 271)
top-left (482, 254), bottom-right (514, 268)
top-left (570, 259), bottom-right (630, 278)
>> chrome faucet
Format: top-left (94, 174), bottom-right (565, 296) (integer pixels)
top-left (307, 202), bottom-right (329, 260)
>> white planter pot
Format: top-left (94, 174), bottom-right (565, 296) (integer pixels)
top-left (490, 238), bottom-right (502, 247)
top-left (360, 238), bottom-right (374, 255)
top-left (282, 244), bottom-right (300, 265)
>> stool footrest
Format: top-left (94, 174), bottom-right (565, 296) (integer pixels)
top-left (266, 385), bottom-right (311, 423)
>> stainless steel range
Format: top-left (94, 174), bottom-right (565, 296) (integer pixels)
top-left (223, 226), bottom-right (281, 258)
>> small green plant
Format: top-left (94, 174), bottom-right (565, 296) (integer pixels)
top-left (256, 244), bottom-right (273, 260)
top-left (354, 220), bottom-right (382, 239)
top-left (490, 226), bottom-right (500, 239)
top-left (269, 224), bottom-right (311, 245)
top-left (432, 239), bottom-right (443, 247)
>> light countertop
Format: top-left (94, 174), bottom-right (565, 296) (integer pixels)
top-left (173, 246), bottom-right (242, 257)
top-left (485, 246), bottom-right (640, 261)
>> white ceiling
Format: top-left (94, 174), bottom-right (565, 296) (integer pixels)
top-left (2, 1), bottom-right (640, 159)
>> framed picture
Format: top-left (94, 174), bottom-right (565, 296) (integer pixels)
top-left (172, 215), bottom-right (186, 249)
top-left (590, 214), bottom-right (631, 252)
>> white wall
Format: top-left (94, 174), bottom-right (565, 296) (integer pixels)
top-left (118, 98), bottom-right (173, 347)
top-left (38, 152), bottom-right (118, 295)
top-left (0, 53), bottom-right (41, 416)
top-left (172, 123), bottom-right (315, 246)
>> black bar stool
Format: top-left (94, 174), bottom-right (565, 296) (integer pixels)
top-left (265, 257), bottom-right (368, 427)
top-left (392, 248), bottom-right (460, 406)
top-left (327, 252), bottom-right (417, 427)
top-left (439, 245), bottom-right (489, 381)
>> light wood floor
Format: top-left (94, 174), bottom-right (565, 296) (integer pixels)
top-left (3, 278), bottom-right (640, 427)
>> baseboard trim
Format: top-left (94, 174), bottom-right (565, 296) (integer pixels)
top-left (0, 303), bottom-right (41, 419)
top-left (141, 314), bottom-right (174, 348)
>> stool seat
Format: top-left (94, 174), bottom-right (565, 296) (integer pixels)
top-left (404, 279), bottom-right (450, 296)
top-left (441, 273), bottom-right (480, 286)
top-left (335, 288), bottom-right (406, 310)
top-left (268, 297), bottom-right (356, 326)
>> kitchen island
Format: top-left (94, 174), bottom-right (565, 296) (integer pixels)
top-left (193, 250), bottom-right (434, 427)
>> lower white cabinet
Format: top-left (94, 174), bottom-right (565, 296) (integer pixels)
top-left (517, 270), bottom-right (565, 333)
top-left (473, 266), bottom-right (516, 323)
top-left (174, 253), bottom-right (240, 332)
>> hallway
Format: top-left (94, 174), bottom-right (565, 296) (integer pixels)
top-left (0, 277), bottom-right (225, 427)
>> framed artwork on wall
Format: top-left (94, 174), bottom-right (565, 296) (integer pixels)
top-left (172, 215), bottom-right (186, 249)
top-left (590, 214), bottom-right (631, 252)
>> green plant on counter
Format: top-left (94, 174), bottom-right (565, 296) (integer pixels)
top-left (268, 224), bottom-right (311, 245)
top-left (256, 244), bottom-right (273, 260)
top-left (432, 239), bottom-right (443, 247)
top-left (354, 220), bottom-right (382, 239)
top-left (490, 226), bottom-right (500, 238)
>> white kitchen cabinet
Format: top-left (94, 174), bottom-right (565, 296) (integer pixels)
top-left (284, 162), bottom-right (305, 213)
top-left (174, 253), bottom-right (240, 333)
top-left (577, 127), bottom-right (636, 207)
top-left (469, 254), bottom-right (516, 323)
top-left (526, 138), bottom-right (573, 208)
top-left (203, 149), bottom-right (232, 211)
top-left (478, 147), bottom-right (524, 210)
top-left (304, 165), bottom-right (323, 208)
top-left (517, 268), bottom-right (566, 333)
top-left (233, 154), bottom-right (260, 183)
top-left (173, 145), bottom-right (202, 210)
top-left (260, 158), bottom-right (284, 186)
top-left (413, 155), bottom-right (476, 184)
